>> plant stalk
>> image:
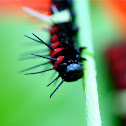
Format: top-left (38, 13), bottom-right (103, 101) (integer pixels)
top-left (74, 0), bottom-right (102, 126)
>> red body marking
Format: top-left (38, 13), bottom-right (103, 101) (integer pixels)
top-left (51, 34), bottom-right (58, 43)
top-left (51, 41), bottom-right (61, 49)
top-left (50, 26), bottom-right (59, 35)
top-left (53, 56), bottom-right (64, 70)
top-left (51, 48), bottom-right (64, 58)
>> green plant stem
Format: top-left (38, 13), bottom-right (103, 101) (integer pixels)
top-left (74, 0), bottom-right (102, 126)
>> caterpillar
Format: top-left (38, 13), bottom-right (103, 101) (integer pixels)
top-left (22, 0), bottom-right (86, 98)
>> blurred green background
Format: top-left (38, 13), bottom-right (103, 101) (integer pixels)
top-left (0, 0), bottom-right (124, 126)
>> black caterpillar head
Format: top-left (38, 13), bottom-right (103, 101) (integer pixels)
top-left (59, 63), bottom-right (83, 82)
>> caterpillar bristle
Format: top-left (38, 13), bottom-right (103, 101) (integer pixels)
top-left (20, 62), bottom-right (49, 73)
top-left (19, 54), bottom-right (49, 61)
top-left (24, 68), bottom-right (53, 75)
top-left (54, 31), bottom-right (61, 41)
top-left (24, 35), bottom-right (42, 44)
top-left (50, 79), bottom-right (64, 98)
top-left (47, 75), bottom-right (60, 87)
top-left (32, 33), bottom-right (54, 50)
top-left (21, 49), bottom-right (49, 57)
top-left (19, 56), bottom-right (38, 61)
top-left (31, 54), bottom-right (57, 61)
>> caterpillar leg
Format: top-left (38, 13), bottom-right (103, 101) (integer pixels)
top-left (79, 47), bottom-right (87, 52)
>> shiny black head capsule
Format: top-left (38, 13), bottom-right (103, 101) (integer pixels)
top-left (59, 63), bottom-right (84, 82)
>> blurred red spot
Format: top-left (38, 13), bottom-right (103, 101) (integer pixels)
top-left (106, 43), bottom-right (126, 90)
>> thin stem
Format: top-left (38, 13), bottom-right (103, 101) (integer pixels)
top-left (74, 0), bottom-right (102, 126)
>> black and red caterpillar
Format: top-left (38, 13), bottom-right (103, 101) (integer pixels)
top-left (23, 0), bottom-right (86, 98)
